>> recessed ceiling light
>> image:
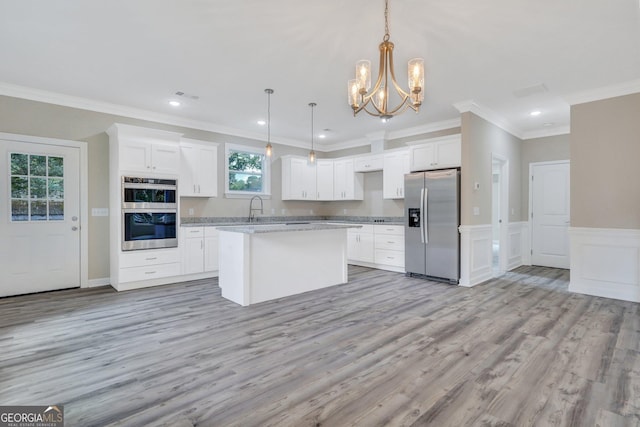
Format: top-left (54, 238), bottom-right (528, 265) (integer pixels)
top-left (169, 100), bottom-right (181, 107)
top-left (318, 134), bottom-right (326, 139)
top-left (530, 110), bottom-right (542, 117)
top-left (257, 120), bottom-right (266, 126)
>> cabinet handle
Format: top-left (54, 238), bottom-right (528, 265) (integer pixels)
top-left (152, 166), bottom-right (156, 170)
top-left (145, 271), bottom-right (157, 275)
top-left (193, 184), bottom-right (196, 193)
top-left (198, 184), bottom-right (201, 193)
top-left (145, 257), bottom-right (157, 260)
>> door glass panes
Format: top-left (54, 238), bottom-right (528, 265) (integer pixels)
top-left (9, 153), bottom-right (64, 221)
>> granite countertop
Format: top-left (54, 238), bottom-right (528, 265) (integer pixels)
top-left (181, 216), bottom-right (403, 227)
top-left (217, 222), bottom-right (361, 234)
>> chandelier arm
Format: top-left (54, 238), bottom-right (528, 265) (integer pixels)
top-left (387, 46), bottom-right (411, 98)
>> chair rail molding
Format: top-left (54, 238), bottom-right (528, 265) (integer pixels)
top-left (569, 227), bottom-right (640, 302)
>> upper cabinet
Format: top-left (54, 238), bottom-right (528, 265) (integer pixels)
top-left (108, 123), bottom-right (182, 176)
top-left (282, 155), bottom-right (317, 200)
top-left (383, 149), bottom-right (410, 199)
top-left (334, 159), bottom-right (364, 200)
top-left (409, 135), bottom-right (461, 172)
top-left (316, 159), bottom-right (334, 201)
top-left (180, 138), bottom-right (219, 197)
top-left (354, 153), bottom-right (383, 172)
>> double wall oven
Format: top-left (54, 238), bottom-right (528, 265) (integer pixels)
top-left (121, 176), bottom-right (178, 251)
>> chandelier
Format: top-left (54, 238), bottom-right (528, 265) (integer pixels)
top-left (348, 0), bottom-right (424, 122)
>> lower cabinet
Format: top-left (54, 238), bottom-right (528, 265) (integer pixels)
top-left (347, 224), bottom-right (405, 272)
top-left (181, 226), bottom-right (219, 276)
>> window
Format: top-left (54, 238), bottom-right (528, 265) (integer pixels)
top-left (10, 152), bottom-right (64, 221)
top-left (225, 143), bottom-right (270, 197)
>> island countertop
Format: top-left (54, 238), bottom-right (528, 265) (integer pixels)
top-left (217, 222), bottom-right (361, 234)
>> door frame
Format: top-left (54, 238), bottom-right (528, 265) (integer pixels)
top-left (528, 159), bottom-right (570, 267)
top-left (491, 153), bottom-right (509, 276)
top-left (1, 132), bottom-right (88, 288)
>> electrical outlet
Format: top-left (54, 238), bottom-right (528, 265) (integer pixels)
top-left (271, 208), bottom-right (275, 214)
top-left (91, 208), bottom-right (109, 217)
top-left (473, 207), bottom-right (480, 216)
top-left (188, 208), bottom-right (194, 216)
top-left (343, 209), bottom-right (347, 214)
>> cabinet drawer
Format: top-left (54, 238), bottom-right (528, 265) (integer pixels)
top-left (204, 227), bottom-right (219, 237)
top-left (119, 248), bottom-right (180, 268)
top-left (182, 227), bottom-right (204, 238)
top-left (375, 249), bottom-right (405, 268)
top-left (348, 224), bottom-right (374, 234)
top-left (375, 225), bottom-right (404, 236)
top-left (119, 262), bottom-right (181, 283)
top-left (374, 234), bottom-right (404, 251)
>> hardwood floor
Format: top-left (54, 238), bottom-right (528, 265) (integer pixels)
top-left (1, 265), bottom-right (639, 426)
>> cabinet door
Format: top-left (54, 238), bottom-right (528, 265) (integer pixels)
top-left (151, 144), bottom-right (180, 175)
top-left (180, 144), bottom-right (198, 196)
top-left (197, 145), bottom-right (218, 197)
top-left (183, 237), bottom-right (204, 274)
top-left (435, 139), bottom-right (461, 168)
top-left (410, 143), bottom-right (436, 171)
top-left (333, 160), bottom-right (347, 199)
top-left (383, 150), bottom-right (409, 199)
top-left (204, 234), bottom-right (219, 271)
top-left (120, 140), bottom-right (151, 173)
top-left (316, 160), bottom-right (334, 200)
top-left (347, 230), bottom-right (374, 263)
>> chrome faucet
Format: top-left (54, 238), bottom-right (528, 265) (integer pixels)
top-left (248, 195), bottom-right (264, 223)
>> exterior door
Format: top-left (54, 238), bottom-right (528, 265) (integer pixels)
top-left (530, 161), bottom-right (570, 268)
top-left (0, 138), bottom-right (81, 296)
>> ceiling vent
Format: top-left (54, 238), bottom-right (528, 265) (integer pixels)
top-left (513, 83), bottom-right (548, 98)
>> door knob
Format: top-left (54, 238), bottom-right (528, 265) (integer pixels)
top-left (72, 226), bottom-right (79, 231)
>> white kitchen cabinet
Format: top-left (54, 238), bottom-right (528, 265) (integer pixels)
top-left (282, 155), bottom-right (317, 200)
top-left (410, 135), bottom-right (461, 171)
top-left (316, 159), bottom-right (334, 201)
top-left (117, 248), bottom-right (181, 287)
top-left (119, 139), bottom-right (180, 175)
top-left (181, 226), bottom-right (219, 275)
top-left (354, 154), bottom-right (383, 172)
top-left (347, 225), bottom-right (375, 263)
top-left (180, 139), bottom-right (218, 197)
top-left (374, 225), bottom-right (405, 271)
top-left (334, 159), bottom-right (364, 200)
top-left (383, 149), bottom-right (410, 199)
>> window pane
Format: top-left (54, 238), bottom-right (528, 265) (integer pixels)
top-left (48, 156), bottom-right (64, 177)
top-left (229, 172), bottom-right (262, 192)
top-left (11, 176), bottom-right (28, 198)
top-left (11, 200), bottom-right (29, 221)
top-left (228, 151), bottom-right (263, 172)
top-left (11, 153), bottom-right (28, 175)
top-left (49, 178), bottom-right (64, 200)
top-left (31, 201), bottom-right (47, 221)
top-left (30, 177), bottom-right (47, 199)
top-left (30, 155), bottom-right (47, 176)
top-left (49, 201), bottom-right (64, 220)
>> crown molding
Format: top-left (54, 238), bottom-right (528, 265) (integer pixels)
top-left (454, 100), bottom-right (524, 139)
top-left (387, 118), bottom-right (462, 140)
top-left (0, 81), bottom-right (307, 149)
top-left (564, 79), bottom-right (640, 106)
top-left (316, 137), bottom-right (371, 153)
top-left (521, 125), bottom-right (570, 140)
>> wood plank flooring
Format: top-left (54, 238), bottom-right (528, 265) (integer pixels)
top-left (1, 265), bottom-right (639, 426)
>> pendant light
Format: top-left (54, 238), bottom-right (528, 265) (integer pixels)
top-left (308, 102), bottom-right (316, 164)
top-left (264, 88), bottom-right (274, 157)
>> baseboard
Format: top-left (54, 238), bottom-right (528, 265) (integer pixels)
top-left (85, 277), bottom-right (111, 288)
top-left (459, 224), bottom-right (493, 287)
top-left (568, 227), bottom-right (640, 302)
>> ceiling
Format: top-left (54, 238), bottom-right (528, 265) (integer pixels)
top-left (1, 0), bottom-right (639, 151)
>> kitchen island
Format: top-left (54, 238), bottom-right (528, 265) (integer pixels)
top-left (218, 223), bottom-right (359, 306)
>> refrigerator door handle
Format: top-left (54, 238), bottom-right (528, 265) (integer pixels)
top-left (423, 187), bottom-right (429, 244)
top-left (420, 188), bottom-right (428, 244)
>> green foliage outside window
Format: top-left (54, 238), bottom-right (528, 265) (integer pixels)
top-left (228, 150), bottom-right (263, 192)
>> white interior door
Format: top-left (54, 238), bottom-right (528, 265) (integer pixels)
top-left (0, 138), bottom-right (81, 296)
top-left (530, 161), bottom-right (570, 268)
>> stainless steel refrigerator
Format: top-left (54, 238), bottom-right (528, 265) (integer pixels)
top-left (404, 169), bottom-right (460, 283)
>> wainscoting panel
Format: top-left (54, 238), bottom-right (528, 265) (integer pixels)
top-left (569, 227), bottom-right (640, 302)
top-left (507, 222), bottom-right (527, 271)
top-left (459, 224), bottom-right (493, 287)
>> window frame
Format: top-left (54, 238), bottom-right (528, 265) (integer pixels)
top-left (224, 143), bottom-right (271, 198)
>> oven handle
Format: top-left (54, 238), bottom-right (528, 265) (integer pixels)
top-left (122, 182), bottom-right (177, 190)
top-left (122, 208), bottom-right (177, 214)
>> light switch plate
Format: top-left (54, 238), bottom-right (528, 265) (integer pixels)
top-left (473, 207), bottom-right (480, 216)
top-left (91, 208), bottom-right (109, 217)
